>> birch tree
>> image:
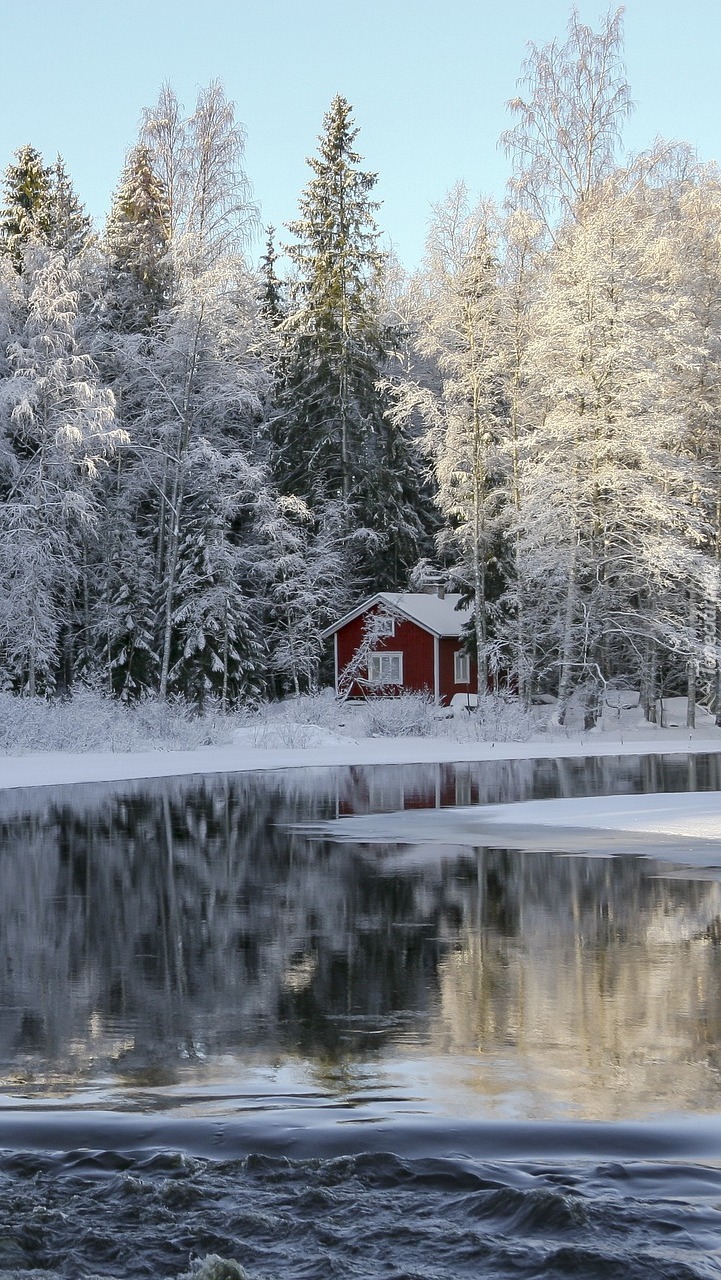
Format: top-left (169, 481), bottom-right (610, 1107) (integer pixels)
top-left (127, 264), bottom-right (267, 702)
top-left (520, 180), bottom-right (707, 723)
top-left (108, 81), bottom-right (266, 704)
top-left (141, 80), bottom-right (257, 263)
top-left (416, 186), bottom-right (505, 693)
top-left (667, 169), bottom-right (721, 725)
top-left (502, 6), bottom-right (632, 238)
top-left (495, 209), bottom-right (543, 704)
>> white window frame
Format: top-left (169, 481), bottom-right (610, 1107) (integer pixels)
top-left (373, 613), bottom-right (395, 638)
top-left (368, 651), bottom-right (404, 685)
top-left (454, 649), bottom-right (471, 685)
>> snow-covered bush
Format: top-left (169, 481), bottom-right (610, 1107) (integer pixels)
top-left (268, 688), bottom-right (351, 732)
top-left (361, 692), bottom-right (435, 737)
top-left (249, 720), bottom-right (318, 749)
top-left (437, 694), bottom-right (536, 742)
top-left (0, 689), bottom-right (235, 756)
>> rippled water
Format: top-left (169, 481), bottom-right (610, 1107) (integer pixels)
top-left (1, 755), bottom-right (720, 1278)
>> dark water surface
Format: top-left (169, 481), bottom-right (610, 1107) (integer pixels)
top-left (1, 754), bottom-right (721, 1278)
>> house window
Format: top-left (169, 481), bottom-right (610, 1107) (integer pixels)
top-left (454, 650), bottom-right (471, 685)
top-left (368, 652), bottom-right (403, 685)
top-left (373, 613), bottom-right (395, 637)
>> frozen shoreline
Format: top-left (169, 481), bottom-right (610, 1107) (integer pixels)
top-left (2, 705), bottom-right (721, 851)
top-left (1, 721), bottom-right (721, 792)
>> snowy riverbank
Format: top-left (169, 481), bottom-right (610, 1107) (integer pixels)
top-left (1, 686), bottom-right (721, 872)
top-left (2, 712), bottom-right (721, 792)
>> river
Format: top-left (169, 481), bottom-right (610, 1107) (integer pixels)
top-left (0, 754), bottom-right (720, 1278)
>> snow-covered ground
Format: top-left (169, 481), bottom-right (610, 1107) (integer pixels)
top-left (1, 690), bottom-right (721, 857)
top-left (2, 720), bottom-right (721, 793)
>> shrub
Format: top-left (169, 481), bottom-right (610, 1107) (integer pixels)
top-left (361, 691), bottom-right (435, 738)
top-left (0, 688), bottom-right (234, 756)
top-left (437, 693), bottom-right (536, 743)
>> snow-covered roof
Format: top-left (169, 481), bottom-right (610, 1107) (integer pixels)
top-left (322, 592), bottom-right (473, 639)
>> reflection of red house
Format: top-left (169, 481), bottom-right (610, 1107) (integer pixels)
top-left (322, 591), bottom-right (477, 706)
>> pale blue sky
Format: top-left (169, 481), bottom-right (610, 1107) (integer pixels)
top-left (3, 1), bottom-right (720, 268)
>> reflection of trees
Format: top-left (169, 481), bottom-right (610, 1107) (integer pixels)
top-left (435, 848), bottom-right (721, 1117)
top-left (0, 770), bottom-right (455, 1079)
top-left (0, 755), bottom-right (720, 1110)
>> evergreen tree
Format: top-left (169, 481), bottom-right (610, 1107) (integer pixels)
top-left (168, 518), bottom-right (266, 710)
top-left (87, 498), bottom-right (159, 700)
top-left (279, 95), bottom-right (384, 505)
top-left (254, 493), bottom-right (348, 694)
top-left (258, 225), bottom-right (285, 324)
top-left (0, 249), bottom-right (124, 693)
top-left (105, 144), bottom-right (171, 332)
top-left (0, 145), bottom-right (52, 269)
top-left (48, 156), bottom-right (92, 258)
top-left (276, 95), bottom-right (430, 591)
top-left (86, 146), bottom-right (173, 693)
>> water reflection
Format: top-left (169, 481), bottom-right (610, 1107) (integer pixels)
top-left (0, 756), bottom-right (720, 1122)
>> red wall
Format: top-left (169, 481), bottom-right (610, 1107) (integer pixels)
top-left (336, 607), bottom-right (435, 698)
top-left (439, 636), bottom-right (478, 704)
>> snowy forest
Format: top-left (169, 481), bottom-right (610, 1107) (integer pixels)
top-left (1, 7), bottom-right (721, 727)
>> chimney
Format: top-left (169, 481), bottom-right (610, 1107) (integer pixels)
top-left (437, 584), bottom-right (446, 599)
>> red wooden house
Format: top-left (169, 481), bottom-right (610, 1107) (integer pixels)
top-left (322, 591), bottom-right (477, 706)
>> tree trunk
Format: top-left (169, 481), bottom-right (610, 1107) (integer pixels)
top-left (687, 589), bottom-right (698, 729)
top-left (473, 529), bottom-right (487, 697)
top-left (552, 548), bottom-right (578, 726)
top-left (583, 682), bottom-right (599, 731)
top-left (221, 598), bottom-right (229, 713)
top-left (715, 604), bottom-right (721, 727)
top-left (158, 314), bottom-right (202, 700)
top-left (158, 479), bottom-right (183, 700)
top-left (640, 633), bottom-right (657, 724)
top-left (715, 478), bottom-right (721, 726)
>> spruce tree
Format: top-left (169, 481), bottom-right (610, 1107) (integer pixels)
top-left (48, 156), bottom-right (92, 258)
top-left (279, 95), bottom-right (384, 504)
top-left (259, 226), bottom-right (285, 325)
top-left (254, 492), bottom-right (348, 694)
top-left (0, 251), bottom-right (123, 694)
top-left (168, 518), bottom-right (266, 710)
top-left (0, 145), bottom-right (53, 269)
top-left (276, 95), bottom-right (430, 591)
top-left (105, 144), bottom-right (171, 331)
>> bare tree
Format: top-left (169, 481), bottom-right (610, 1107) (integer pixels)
top-left (502, 6), bottom-right (632, 237)
top-left (142, 79), bottom-right (258, 262)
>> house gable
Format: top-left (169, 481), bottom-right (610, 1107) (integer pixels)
top-left (322, 592), bottom-right (472, 640)
top-left (335, 604), bottom-right (435, 699)
top-left (326, 591), bottom-right (477, 704)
